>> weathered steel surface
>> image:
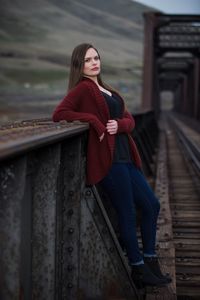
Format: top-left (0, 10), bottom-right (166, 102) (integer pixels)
top-left (142, 13), bottom-right (158, 112)
top-left (133, 111), bottom-right (159, 176)
top-left (1, 118), bottom-right (150, 299)
top-left (56, 136), bottom-right (138, 299)
top-left (0, 157), bottom-right (27, 300)
top-left (59, 136), bottom-right (84, 299)
top-left (31, 144), bottom-right (61, 300)
top-left (0, 119), bottom-right (88, 161)
top-left (80, 186), bottom-right (138, 299)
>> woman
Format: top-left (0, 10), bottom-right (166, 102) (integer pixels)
top-left (52, 43), bottom-right (171, 288)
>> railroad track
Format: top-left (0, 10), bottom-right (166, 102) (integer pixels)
top-left (166, 114), bottom-right (200, 299)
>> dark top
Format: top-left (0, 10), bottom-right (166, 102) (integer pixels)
top-left (102, 91), bottom-right (132, 163)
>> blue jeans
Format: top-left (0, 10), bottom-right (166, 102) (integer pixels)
top-left (99, 162), bottom-right (160, 264)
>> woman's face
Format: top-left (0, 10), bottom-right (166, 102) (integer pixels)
top-left (83, 48), bottom-right (101, 78)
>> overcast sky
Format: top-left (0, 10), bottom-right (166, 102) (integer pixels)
top-left (133, 0), bottom-right (200, 14)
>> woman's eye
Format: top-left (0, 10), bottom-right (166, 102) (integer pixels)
top-left (84, 56), bottom-right (99, 63)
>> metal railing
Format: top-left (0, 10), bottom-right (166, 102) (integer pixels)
top-left (169, 115), bottom-right (200, 177)
top-left (0, 111), bottom-right (158, 300)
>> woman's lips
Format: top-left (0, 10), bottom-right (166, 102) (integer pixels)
top-left (91, 67), bottom-right (99, 71)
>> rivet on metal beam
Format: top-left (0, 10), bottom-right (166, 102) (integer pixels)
top-left (68, 247), bottom-right (73, 253)
top-left (69, 190), bottom-right (74, 196)
top-left (85, 189), bottom-right (91, 196)
top-left (68, 228), bottom-right (74, 234)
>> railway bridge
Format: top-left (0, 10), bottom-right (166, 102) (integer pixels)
top-left (0, 12), bottom-right (200, 300)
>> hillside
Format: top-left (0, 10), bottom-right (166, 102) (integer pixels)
top-left (0, 0), bottom-right (157, 123)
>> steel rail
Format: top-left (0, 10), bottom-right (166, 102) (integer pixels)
top-left (170, 117), bottom-right (200, 176)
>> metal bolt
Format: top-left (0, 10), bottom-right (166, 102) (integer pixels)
top-left (68, 228), bottom-right (74, 234)
top-left (85, 189), bottom-right (91, 196)
top-left (68, 247), bottom-right (73, 253)
top-left (69, 190), bottom-right (74, 196)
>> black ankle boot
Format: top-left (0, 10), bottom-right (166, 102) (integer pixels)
top-left (144, 257), bottom-right (172, 283)
top-left (131, 263), bottom-right (168, 288)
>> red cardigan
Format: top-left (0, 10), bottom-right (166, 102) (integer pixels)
top-left (52, 77), bottom-right (142, 184)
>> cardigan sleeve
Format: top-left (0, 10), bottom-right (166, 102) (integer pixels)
top-left (116, 110), bottom-right (135, 133)
top-left (52, 84), bottom-right (106, 137)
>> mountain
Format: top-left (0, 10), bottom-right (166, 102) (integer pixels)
top-left (0, 0), bottom-right (157, 122)
top-left (0, 0), bottom-right (153, 63)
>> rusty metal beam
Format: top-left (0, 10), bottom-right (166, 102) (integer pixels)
top-left (0, 157), bottom-right (27, 299)
top-left (31, 144), bottom-right (61, 299)
top-left (142, 13), bottom-right (158, 111)
top-left (0, 121), bottom-right (141, 299)
top-left (142, 12), bottom-right (200, 121)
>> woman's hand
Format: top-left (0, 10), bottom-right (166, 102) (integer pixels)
top-left (99, 120), bottom-right (118, 141)
top-left (106, 120), bottom-right (118, 135)
top-left (99, 132), bottom-right (105, 142)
